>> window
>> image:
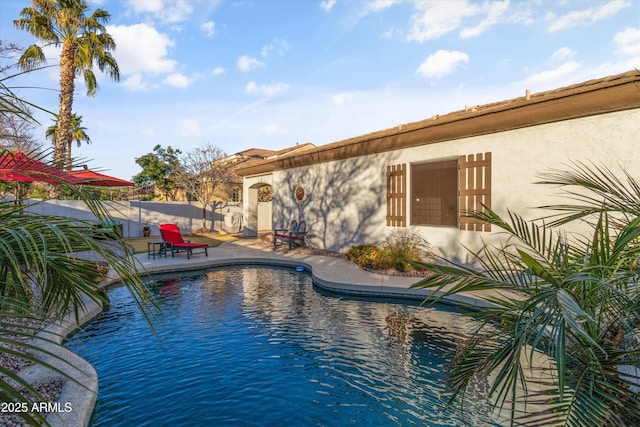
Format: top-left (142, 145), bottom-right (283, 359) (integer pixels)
top-left (411, 159), bottom-right (458, 227)
top-left (232, 189), bottom-right (240, 202)
top-left (387, 153), bottom-right (491, 230)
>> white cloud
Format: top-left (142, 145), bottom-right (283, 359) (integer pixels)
top-left (201, 21), bottom-right (215, 37)
top-left (328, 0), bottom-right (401, 29)
top-left (383, 27), bottom-right (398, 38)
top-left (122, 73), bottom-right (149, 92)
top-left (41, 44), bottom-right (61, 62)
top-left (365, 0), bottom-right (400, 13)
top-left (460, 0), bottom-right (509, 38)
top-left (521, 62), bottom-right (582, 86)
top-left (125, 0), bottom-right (163, 14)
top-left (211, 66), bottom-right (226, 76)
top-left (37, 44), bottom-right (62, 81)
top-left (321, 0), bottom-right (337, 12)
top-left (331, 93), bottom-right (353, 105)
top-left (108, 24), bottom-right (176, 74)
top-left (552, 47), bottom-right (576, 60)
top-left (163, 72), bottom-right (193, 88)
top-left (237, 55), bottom-right (265, 72)
top-left (615, 27), bottom-right (640, 55)
top-left (179, 118), bottom-right (202, 137)
top-left (245, 81), bottom-right (290, 96)
top-left (261, 38), bottom-right (290, 57)
top-left (407, 1), bottom-right (479, 42)
top-left (262, 124), bottom-right (289, 135)
top-left (416, 50), bottom-right (469, 79)
top-left (124, 0), bottom-right (194, 24)
top-left (509, 4), bottom-right (536, 26)
top-left (548, 0), bottom-right (630, 32)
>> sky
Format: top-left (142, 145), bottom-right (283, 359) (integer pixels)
top-left (1, 0), bottom-right (640, 181)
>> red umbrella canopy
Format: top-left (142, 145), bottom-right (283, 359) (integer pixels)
top-left (67, 169), bottom-right (134, 187)
top-left (0, 151), bottom-right (84, 184)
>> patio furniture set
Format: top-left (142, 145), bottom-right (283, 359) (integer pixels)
top-left (147, 223), bottom-right (209, 259)
top-left (146, 219), bottom-right (308, 259)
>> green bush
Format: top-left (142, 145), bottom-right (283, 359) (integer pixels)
top-left (383, 229), bottom-right (435, 272)
top-left (346, 244), bottom-right (379, 269)
top-left (346, 231), bottom-right (434, 272)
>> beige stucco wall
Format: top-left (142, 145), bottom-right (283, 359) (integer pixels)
top-left (247, 108), bottom-right (640, 260)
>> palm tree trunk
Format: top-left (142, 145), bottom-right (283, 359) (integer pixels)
top-left (51, 40), bottom-right (76, 198)
top-left (65, 140), bottom-right (72, 171)
top-left (57, 41), bottom-right (75, 169)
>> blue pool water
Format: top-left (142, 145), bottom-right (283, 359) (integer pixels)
top-left (65, 266), bottom-right (498, 426)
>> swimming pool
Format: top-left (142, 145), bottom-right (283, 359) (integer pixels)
top-left (66, 266), bottom-right (499, 426)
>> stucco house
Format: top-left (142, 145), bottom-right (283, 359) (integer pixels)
top-left (236, 70), bottom-right (640, 260)
top-left (219, 144), bottom-right (315, 203)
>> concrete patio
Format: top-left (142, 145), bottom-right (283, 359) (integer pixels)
top-left (134, 238), bottom-right (502, 309)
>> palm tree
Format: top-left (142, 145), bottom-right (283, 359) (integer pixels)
top-left (14, 0), bottom-right (119, 169)
top-left (45, 112), bottom-right (91, 170)
top-left (0, 53), bottom-right (153, 427)
top-left (411, 163), bottom-right (640, 426)
top-left (0, 152), bottom-right (157, 426)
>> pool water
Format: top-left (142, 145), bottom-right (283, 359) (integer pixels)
top-left (66, 266), bottom-right (498, 426)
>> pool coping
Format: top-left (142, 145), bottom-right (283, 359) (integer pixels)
top-left (20, 279), bottom-right (117, 427)
top-left (31, 240), bottom-right (509, 426)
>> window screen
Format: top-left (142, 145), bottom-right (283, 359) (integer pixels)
top-left (411, 159), bottom-right (458, 226)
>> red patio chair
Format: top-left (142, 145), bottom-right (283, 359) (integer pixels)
top-left (159, 223), bottom-right (209, 259)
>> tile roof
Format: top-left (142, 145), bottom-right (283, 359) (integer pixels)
top-left (225, 142), bottom-right (316, 179)
top-left (235, 69), bottom-right (640, 177)
top-left (236, 148), bottom-right (277, 158)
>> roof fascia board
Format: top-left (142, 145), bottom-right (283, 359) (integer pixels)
top-left (236, 71), bottom-right (640, 177)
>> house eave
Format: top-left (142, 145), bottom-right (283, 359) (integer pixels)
top-left (235, 70), bottom-right (640, 177)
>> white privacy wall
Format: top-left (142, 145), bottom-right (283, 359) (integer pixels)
top-left (23, 199), bottom-right (243, 238)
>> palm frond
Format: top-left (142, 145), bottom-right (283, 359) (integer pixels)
top-left (537, 161), bottom-right (640, 226)
top-left (410, 174), bottom-right (640, 426)
top-left (0, 149), bottom-right (157, 425)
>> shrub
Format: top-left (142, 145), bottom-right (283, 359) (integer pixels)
top-left (346, 244), bottom-right (379, 269)
top-left (383, 229), bottom-right (435, 272)
top-left (346, 231), bottom-right (434, 272)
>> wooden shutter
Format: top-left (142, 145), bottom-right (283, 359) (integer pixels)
top-left (459, 153), bottom-right (491, 231)
top-left (386, 164), bottom-right (406, 227)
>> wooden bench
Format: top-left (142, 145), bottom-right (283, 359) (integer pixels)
top-left (273, 220), bottom-right (307, 249)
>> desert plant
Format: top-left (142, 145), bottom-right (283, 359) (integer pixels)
top-left (0, 54), bottom-right (154, 423)
top-left (0, 192), bottom-right (156, 426)
top-left (383, 229), bottom-right (434, 272)
top-left (346, 244), bottom-right (379, 269)
top-left (410, 163), bottom-right (640, 426)
top-left (347, 231), bottom-right (434, 272)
